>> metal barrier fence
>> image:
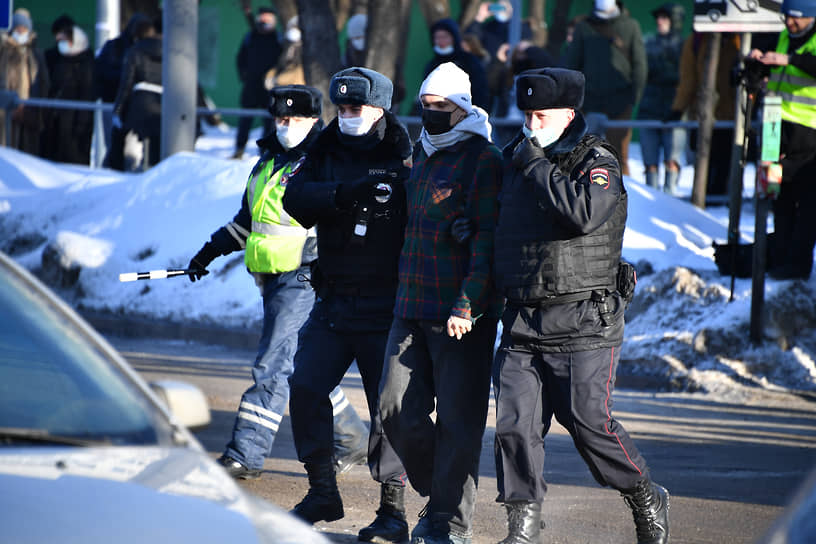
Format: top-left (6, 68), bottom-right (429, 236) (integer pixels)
top-left (0, 92), bottom-right (738, 168)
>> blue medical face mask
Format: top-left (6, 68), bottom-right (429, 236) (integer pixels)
top-left (434, 45), bottom-right (454, 56)
top-left (522, 123), bottom-right (562, 148)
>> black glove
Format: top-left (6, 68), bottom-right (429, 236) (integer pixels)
top-left (512, 137), bottom-right (546, 171)
top-left (335, 175), bottom-right (382, 208)
top-left (187, 242), bottom-right (218, 282)
top-left (451, 217), bottom-right (473, 244)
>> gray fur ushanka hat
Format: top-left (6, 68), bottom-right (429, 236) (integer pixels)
top-left (329, 67), bottom-right (393, 110)
top-left (515, 67), bottom-right (585, 111)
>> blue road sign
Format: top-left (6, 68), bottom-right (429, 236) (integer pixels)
top-left (1, 0), bottom-right (12, 32)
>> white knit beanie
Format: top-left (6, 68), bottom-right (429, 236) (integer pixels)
top-left (419, 62), bottom-right (472, 111)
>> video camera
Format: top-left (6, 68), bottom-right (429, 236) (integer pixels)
top-left (736, 57), bottom-right (771, 94)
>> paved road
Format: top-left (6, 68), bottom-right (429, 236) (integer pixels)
top-left (110, 336), bottom-right (816, 544)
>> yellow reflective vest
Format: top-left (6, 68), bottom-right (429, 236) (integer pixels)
top-left (768, 30), bottom-right (816, 128)
top-left (244, 155), bottom-right (312, 274)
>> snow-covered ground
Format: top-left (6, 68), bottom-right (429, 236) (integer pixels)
top-left (1, 122), bottom-right (815, 402)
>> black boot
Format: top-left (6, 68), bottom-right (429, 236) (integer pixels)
top-left (358, 483), bottom-right (409, 543)
top-left (622, 480), bottom-right (670, 544)
top-left (290, 461), bottom-right (344, 524)
top-left (497, 501), bottom-right (542, 544)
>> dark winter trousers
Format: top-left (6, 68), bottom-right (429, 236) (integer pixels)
top-left (224, 269), bottom-right (366, 470)
top-left (772, 155), bottom-right (816, 278)
top-left (378, 316), bottom-right (498, 537)
top-left (288, 298), bottom-right (406, 486)
top-left (493, 339), bottom-right (650, 503)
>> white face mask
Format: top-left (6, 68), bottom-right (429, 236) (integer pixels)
top-left (11, 31), bottom-right (29, 45)
top-left (276, 122), bottom-right (312, 150)
top-left (58, 40), bottom-right (72, 55)
top-left (285, 28), bottom-right (301, 43)
top-left (495, 11), bottom-right (511, 23)
top-left (351, 37), bottom-right (365, 51)
top-left (523, 123), bottom-right (562, 148)
top-left (338, 115), bottom-right (373, 136)
top-left (434, 45), bottom-right (454, 56)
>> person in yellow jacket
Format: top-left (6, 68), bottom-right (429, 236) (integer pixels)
top-left (187, 85), bottom-right (368, 479)
top-left (750, 0), bottom-right (816, 279)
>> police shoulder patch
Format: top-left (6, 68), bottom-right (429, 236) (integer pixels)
top-left (280, 156), bottom-right (307, 186)
top-left (590, 167), bottom-right (610, 189)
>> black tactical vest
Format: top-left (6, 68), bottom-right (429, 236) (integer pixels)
top-left (495, 135), bottom-right (627, 305)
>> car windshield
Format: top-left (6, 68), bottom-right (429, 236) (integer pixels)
top-left (0, 263), bottom-right (173, 446)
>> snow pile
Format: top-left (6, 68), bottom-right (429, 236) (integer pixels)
top-left (1, 133), bottom-right (815, 399)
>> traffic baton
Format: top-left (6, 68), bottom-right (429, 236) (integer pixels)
top-left (118, 268), bottom-right (208, 282)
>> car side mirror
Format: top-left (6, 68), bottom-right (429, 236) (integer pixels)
top-left (149, 380), bottom-right (211, 431)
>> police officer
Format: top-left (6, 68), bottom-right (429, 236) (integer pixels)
top-left (282, 68), bottom-right (412, 543)
top-left (492, 68), bottom-right (669, 544)
top-left (187, 85), bottom-right (368, 480)
top-left (749, 0), bottom-right (816, 280)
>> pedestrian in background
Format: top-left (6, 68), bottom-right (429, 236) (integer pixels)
top-left (112, 16), bottom-right (162, 170)
top-left (669, 32), bottom-right (742, 202)
top-left (0, 8), bottom-right (49, 154)
top-left (187, 84), bottom-right (369, 481)
top-left (42, 14), bottom-right (94, 165)
top-left (378, 62), bottom-right (503, 544)
top-left (282, 67), bottom-right (412, 544)
top-left (637, 2), bottom-right (686, 195)
top-left (749, 0), bottom-right (816, 280)
top-left (566, 0), bottom-right (647, 176)
top-left (493, 67), bottom-right (669, 544)
top-left (95, 12), bottom-right (152, 171)
top-left (233, 6), bottom-right (281, 159)
top-left (423, 18), bottom-right (490, 112)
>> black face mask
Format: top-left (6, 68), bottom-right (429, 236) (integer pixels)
top-left (421, 108), bottom-right (453, 135)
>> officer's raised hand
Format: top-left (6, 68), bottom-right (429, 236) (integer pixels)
top-left (512, 137), bottom-right (546, 173)
top-left (187, 242), bottom-right (217, 282)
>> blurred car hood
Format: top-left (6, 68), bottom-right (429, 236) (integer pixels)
top-left (0, 445), bottom-right (327, 544)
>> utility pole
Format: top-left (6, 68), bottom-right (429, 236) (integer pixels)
top-left (691, 33), bottom-right (721, 209)
top-left (161, 0), bottom-right (198, 161)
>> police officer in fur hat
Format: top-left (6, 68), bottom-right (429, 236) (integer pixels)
top-left (492, 67), bottom-right (670, 544)
top-left (282, 68), bottom-right (412, 543)
top-left (186, 85), bottom-right (369, 482)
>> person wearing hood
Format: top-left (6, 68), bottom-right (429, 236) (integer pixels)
top-left (41, 15), bottom-right (94, 165)
top-left (566, 0), bottom-right (647, 176)
top-left (95, 12), bottom-right (153, 170)
top-left (233, 6), bottom-right (282, 159)
top-left (377, 62), bottom-right (503, 544)
top-left (112, 16), bottom-right (163, 170)
top-left (186, 84), bottom-right (369, 485)
top-left (492, 67), bottom-right (669, 544)
top-left (0, 8), bottom-right (49, 154)
top-left (637, 3), bottom-right (686, 195)
top-left (282, 67), bottom-right (412, 544)
top-left (423, 18), bottom-right (490, 111)
top-left (343, 13), bottom-right (368, 68)
top-left (749, 0), bottom-right (816, 280)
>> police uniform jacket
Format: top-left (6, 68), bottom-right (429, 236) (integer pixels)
top-left (204, 124), bottom-right (321, 270)
top-left (282, 110), bottom-right (412, 330)
top-left (494, 112), bottom-right (628, 352)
